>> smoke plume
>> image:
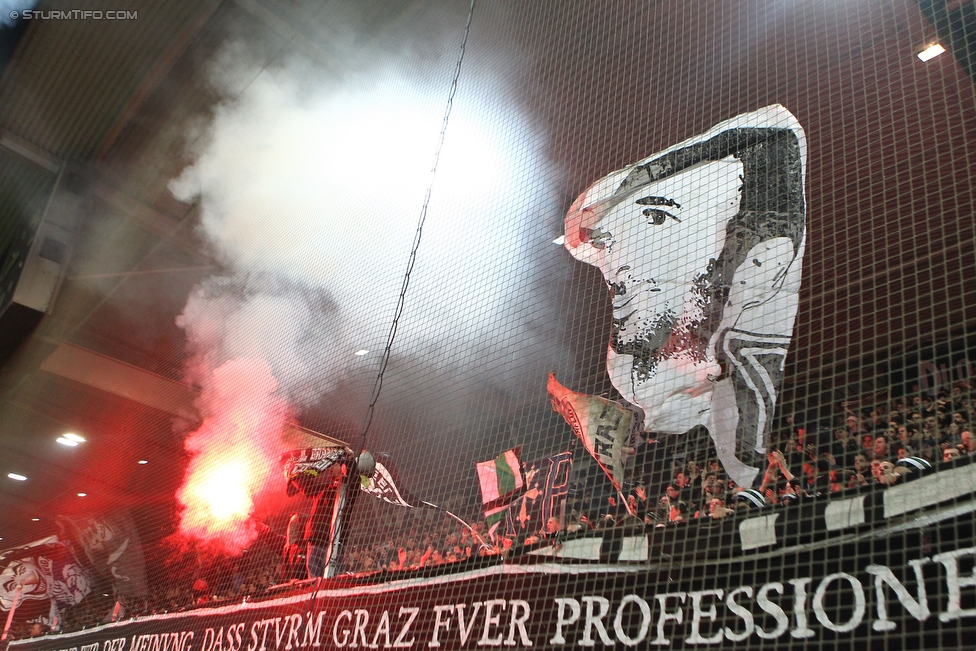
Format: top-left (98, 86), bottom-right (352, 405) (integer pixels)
top-left (169, 14), bottom-right (572, 551)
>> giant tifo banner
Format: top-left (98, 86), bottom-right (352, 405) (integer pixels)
top-left (9, 460), bottom-right (976, 650)
top-left (563, 104), bottom-right (807, 490)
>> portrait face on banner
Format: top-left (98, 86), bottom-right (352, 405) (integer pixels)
top-left (79, 519), bottom-right (116, 553)
top-left (565, 104), bottom-right (807, 487)
top-left (597, 159), bottom-right (740, 427)
top-left (0, 555), bottom-right (89, 610)
top-left (0, 558), bottom-right (48, 609)
top-left (0, 537), bottom-right (92, 614)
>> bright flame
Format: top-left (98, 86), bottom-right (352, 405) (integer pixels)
top-left (185, 459), bottom-right (253, 521)
top-left (175, 359), bottom-right (295, 554)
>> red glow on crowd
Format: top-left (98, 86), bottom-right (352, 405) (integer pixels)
top-left (176, 359), bottom-right (294, 554)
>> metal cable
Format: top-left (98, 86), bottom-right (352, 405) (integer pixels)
top-left (355, 0), bottom-right (479, 454)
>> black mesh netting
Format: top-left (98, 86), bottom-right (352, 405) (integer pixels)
top-left (1, 1), bottom-right (975, 649)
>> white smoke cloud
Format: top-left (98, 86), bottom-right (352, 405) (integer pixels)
top-left (173, 48), bottom-right (564, 391)
top-left (169, 26), bottom-right (573, 537)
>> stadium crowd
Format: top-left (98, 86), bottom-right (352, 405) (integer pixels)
top-left (9, 383), bottom-right (976, 641)
top-left (620, 382), bottom-right (976, 525)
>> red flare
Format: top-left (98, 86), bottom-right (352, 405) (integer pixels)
top-left (176, 359), bottom-right (294, 554)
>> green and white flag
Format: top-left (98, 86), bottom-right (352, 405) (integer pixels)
top-left (476, 447), bottom-right (524, 540)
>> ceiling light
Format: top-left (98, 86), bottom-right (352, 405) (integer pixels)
top-left (138, 459), bottom-right (148, 465)
top-left (917, 43), bottom-right (946, 62)
top-left (354, 349), bottom-right (369, 356)
top-left (57, 437), bottom-right (79, 447)
top-left (552, 235), bottom-right (565, 245)
top-left (7, 473), bottom-right (27, 481)
top-left (77, 492), bottom-right (87, 497)
top-left (63, 433), bottom-right (86, 443)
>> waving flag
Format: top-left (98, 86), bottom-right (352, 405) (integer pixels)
top-left (476, 447), bottom-right (524, 539)
top-left (506, 451), bottom-right (573, 537)
top-left (0, 536), bottom-right (91, 631)
top-left (281, 447), bottom-right (350, 496)
top-left (361, 456), bottom-right (416, 508)
top-left (548, 373), bottom-right (640, 492)
top-left (56, 512), bottom-right (147, 598)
